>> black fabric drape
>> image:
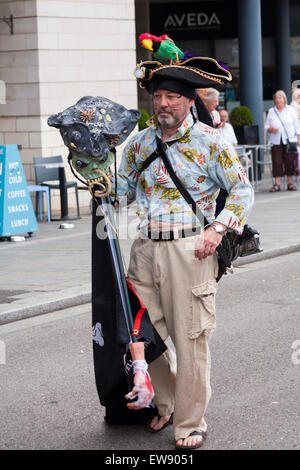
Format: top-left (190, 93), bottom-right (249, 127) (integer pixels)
top-left (91, 197), bottom-right (166, 424)
top-left (194, 95), bottom-right (213, 127)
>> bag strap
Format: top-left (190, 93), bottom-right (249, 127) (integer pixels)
top-left (139, 149), bottom-right (158, 173)
top-left (156, 137), bottom-right (209, 226)
top-left (139, 135), bottom-right (182, 174)
top-left (155, 137), bottom-right (232, 268)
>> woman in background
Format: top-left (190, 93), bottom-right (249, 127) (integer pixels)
top-left (290, 88), bottom-right (300, 180)
top-left (204, 88), bottom-right (221, 128)
top-left (265, 90), bottom-right (300, 192)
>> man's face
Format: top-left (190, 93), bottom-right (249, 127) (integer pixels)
top-left (153, 89), bottom-right (194, 130)
top-left (219, 110), bottom-right (228, 123)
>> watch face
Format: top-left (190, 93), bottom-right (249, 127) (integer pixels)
top-left (213, 224), bottom-right (224, 234)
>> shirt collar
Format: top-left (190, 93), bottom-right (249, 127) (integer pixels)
top-left (146, 113), bottom-right (194, 142)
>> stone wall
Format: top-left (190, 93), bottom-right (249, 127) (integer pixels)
top-left (0, 1), bottom-right (39, 179)
top-left (0, 0), bottom-right (138, 213)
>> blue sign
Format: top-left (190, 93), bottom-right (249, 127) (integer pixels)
top-left (0, 145), bottom-right (38, 237)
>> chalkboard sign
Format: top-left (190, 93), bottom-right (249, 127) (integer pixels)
top-left (0, 145), bottom-right (38, 237)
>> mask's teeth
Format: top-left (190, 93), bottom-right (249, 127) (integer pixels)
top-left (87, 176), bottom-right (104, 184)
top-left (86, 171), bottom-right (111, 198)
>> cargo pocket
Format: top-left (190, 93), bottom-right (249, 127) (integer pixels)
top-left (189, 279), bottom-right (218, 339)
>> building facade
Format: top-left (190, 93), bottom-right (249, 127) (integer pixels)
top-left (0, 0), bottom-right (137, 211)
top-left (136, 0), bottom-right (300, 111)
top-left (0, 0), bottom-right (299, 211)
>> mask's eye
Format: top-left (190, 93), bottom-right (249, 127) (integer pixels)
top-left (75, 160), bottom-right (88, 169)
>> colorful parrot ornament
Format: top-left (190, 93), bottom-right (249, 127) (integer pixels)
top-left (139, 33), bottom-right (185, 63)
top-left (138, 32), bottom-right (230, 71)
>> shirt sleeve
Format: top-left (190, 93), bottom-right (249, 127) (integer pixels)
top-left (111, 136), bottom-right (139, 204)
top-left (264, 108), bottom-right (273, 132)
top-left (228, 124), bottom-right (238, 145)
top-left (290, 106), bottom-right (300, 135)
top-left (209, 135), bottom-right (255, 234)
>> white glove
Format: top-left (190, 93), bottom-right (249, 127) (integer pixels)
top-left (125, 360), bottom-right (154, 410)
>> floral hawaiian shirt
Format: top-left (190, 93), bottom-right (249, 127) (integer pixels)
top-left (113, 113), bottom-right (254, 235)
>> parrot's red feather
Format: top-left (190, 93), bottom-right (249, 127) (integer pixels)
top-left (139, 33), bottom-right (169, 43)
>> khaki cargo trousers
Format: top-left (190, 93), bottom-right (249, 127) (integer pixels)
top-left (127, 234), bottom-right (219, 441)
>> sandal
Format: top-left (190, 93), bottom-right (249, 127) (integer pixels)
top-left (146, 413), bottom-right (173, 433)
top-left (269, 184), bottom-right (281, 192)
top-left (175, 430), bottom-right (207, 450)
top-left (287, 183), bottom-right (297, 191)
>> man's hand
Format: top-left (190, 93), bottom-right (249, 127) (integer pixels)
top-left (194, 227), bottom-right (223, 260)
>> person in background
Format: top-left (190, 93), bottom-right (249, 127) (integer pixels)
top-left (193, 88), bottom-right (213, 126)
top-left (204, 88), bottom-right (221, 127)
top-left (290, 88), bottom-right (300, 124)
top-left (197, 88), bottom-right (209, 102)
top-left (218, 109), bottom-right (238, 146)
top-left (265, 90), bottom-right (300, 192)
top-left (290, 87), bottom-right (300, 177)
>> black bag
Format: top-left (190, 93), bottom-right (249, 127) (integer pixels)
top-left (216, 225), bottom-right (262, 280)
top-left (287, 139), bottom-right (298, 153)
top-left (155, 138), bottom-right (263, 281)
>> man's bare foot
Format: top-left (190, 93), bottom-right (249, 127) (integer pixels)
top-left (146, 414), bottom-right (172, 433)
top-left (175, 431), bottom-right (206, 450)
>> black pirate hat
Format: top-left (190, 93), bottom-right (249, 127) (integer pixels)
top-left (135, 56), bottom-right (232, 94)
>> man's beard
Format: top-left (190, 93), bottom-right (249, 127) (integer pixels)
top-left (157, 110), bottom-right (177, 129)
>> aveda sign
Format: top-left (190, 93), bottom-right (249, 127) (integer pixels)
top-left (164, 12), bottom-right (221, 29)
top-left (150, 1), bottom-right (238, 39)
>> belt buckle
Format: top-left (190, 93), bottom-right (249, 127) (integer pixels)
top-left (172, 229), bottom-right (180, 240)
top-left (148, 230), bottom-right (158, 240)
top-left (161, 230), bottom-right (173, 241)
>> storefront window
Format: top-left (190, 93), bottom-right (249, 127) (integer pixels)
top-left (291, 37), bottom-right (300, 66)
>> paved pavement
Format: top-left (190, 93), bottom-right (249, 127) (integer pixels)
top-left (1, 174), bottom-right (300, 325)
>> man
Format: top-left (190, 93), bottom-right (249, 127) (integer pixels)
top-left (114, 57), bottom-right (254, 449)
top-left (219, 108), bottom-right (238, 146)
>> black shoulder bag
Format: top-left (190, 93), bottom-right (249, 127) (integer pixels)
top-left (152, 137), bottom-right (262, 281)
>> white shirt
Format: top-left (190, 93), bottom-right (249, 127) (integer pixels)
top-left (211, 109), bottom-right (221, 125)
top-left (265, 105), bottom-right (300, 145)
top-left (219, 122), bottom-right (238, 146)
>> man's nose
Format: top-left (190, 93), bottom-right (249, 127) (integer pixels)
top-left (159, 95), bottom-right (169, 107)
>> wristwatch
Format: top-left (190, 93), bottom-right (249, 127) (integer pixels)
top-left (210, 223), bottom-right (226, 237)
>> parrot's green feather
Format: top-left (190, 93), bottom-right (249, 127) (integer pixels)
top-left (154, 40), bottom-right (184, 61)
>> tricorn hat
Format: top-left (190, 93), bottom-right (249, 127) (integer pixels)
top-left (47, 96), bottom-right (140, 159)
top-left (135, 57), bottom-right (232, 94)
